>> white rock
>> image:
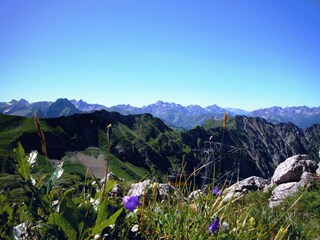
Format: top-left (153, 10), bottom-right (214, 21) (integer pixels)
top-left (223, 176), bottom-right (269, 202)
top-left (127, 179), bottom-right (151, 196)
top-left (298, 172), bottom-right (316, 187)
top-left (268, 182), bottom-right (299, 208)
top-left (271, 155), bottom-right (309, 185)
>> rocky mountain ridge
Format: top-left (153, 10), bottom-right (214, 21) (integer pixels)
top-left (1, 98), bottom-right (319, 129)
top-left (249, 106), bottom-right (320, 129)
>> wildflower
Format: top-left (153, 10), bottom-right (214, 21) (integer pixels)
top-left (221, 221), bottom-right (230, 231)
top-left (30, 176), bottom-right (36, 186)
top-left (213, 186), bottom-right (220, 195)
top-left (131, 224), bottom-right (139, 233)
top-left (249, 217), bottom-right (255, 227)
top-left (28, 150), bottom-right (37, 167)
top-left (90, 197), bottom-right (100, 211)
top-left (56, 162), bottom-right (64, 179)
top-left (122, 196), bottom-right (140, 212)
top-left (13, 222), bottom-right (28, 239)
top-left (208, 217), bottom-right (219, 234)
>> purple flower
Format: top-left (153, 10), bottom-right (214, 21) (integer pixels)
top-left (213, 186), bottom-right (220, 195)
top-left (122, 196), bottom-right (140, 212)
top-left (208, 217), bottom-right (219, 234)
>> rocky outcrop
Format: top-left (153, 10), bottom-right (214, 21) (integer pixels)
top-left (268, 155), bottom-right (318, 207)
top-left (127, 179), bottom-right (177, 201)
top-left (127, 180), bottom-right (151, 196)
top-left (268, 182), bottom-right (299, 207)
top-left (271, 155), bottom-right (316, 185)
top-left (221, 155), bottom-right (319, 207)
top-left (222, 176), bottom-right (270, 202)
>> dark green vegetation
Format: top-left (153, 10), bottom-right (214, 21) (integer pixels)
top-left (0, 143), bottom-right (127, 239)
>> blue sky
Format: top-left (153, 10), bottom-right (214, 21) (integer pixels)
top-left (0, 0), bottom-right (319, 110)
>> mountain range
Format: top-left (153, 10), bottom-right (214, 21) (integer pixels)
top-left (1, 98), bottom-right (319, 129)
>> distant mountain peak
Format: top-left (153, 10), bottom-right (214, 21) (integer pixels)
top-left (19, 98), bottom-right (29, 104)
top-left (45, 98), bottom-right (82, 118)
top-left (0, 99), bottom-right (319, 129)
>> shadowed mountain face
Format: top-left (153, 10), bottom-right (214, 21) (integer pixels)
top-left (0, 111), bottom-right (319, 181)
top-left (45, 98), bottom-right (82, 118)
top-left (201, 116), bottom-right (312, 178)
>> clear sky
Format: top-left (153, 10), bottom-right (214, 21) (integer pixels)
top-left (0, 0), bottom-right (319, 110)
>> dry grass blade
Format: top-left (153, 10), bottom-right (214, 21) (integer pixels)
top-left (34, 115), bottom-right (47, 158)
top-left (223, 112), bottom-right (228, 129)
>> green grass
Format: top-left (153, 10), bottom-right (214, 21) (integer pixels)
top-left (83, 147), bottom-right (101, 159)
top-left (137, 182), bottom-right (320, 239)
top-left (109, 154), bottom-right (149, 181)
top-left (0, 116), bottom-right (34, 148)
top-left (62, 160), bottom-right (87, 176)
top-left (1, 142), bottom-right (320, 239)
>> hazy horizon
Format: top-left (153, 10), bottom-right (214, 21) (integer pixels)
top-left (1, 1), bottom-right (319, 111)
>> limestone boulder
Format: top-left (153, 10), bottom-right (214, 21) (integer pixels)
top-left (223, 176), bottom-right (270, 202)
top-left (271, 155), bottom-right (316, 185)
top-left (268, 182), bottom-right (299, 208)
top-left (316, 166), bottom-right (320, 177)
top-left (127, 179), bottom-right (151, 196)
top-left (298, 172), bottom-right (316, 187)
top-left (126, 179), bottom-right (177, 201)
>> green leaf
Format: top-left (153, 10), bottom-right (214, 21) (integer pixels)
top-left (58, 188), bottom-right (81, 233)
top-left (48, 212), bottom-right (78, 240)
top-left (105, 179), bottom-right (116, 193)
top-left (92, 208), bottom-right (123, 236)
top-left (0, 194), bottom-right (13, 225)
top-left (46, 162), bottom-right (64, 194)
top-left (15, 143), bottom-right (30, 181)
top-left (95, 198), bottom-right (110, 226)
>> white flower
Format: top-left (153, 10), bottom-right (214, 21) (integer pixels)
top-left (94, 234), bottom-right (100, 240)
top-left (52, 200), bottom-right (59, 206)
top-left (131, 224), bottom-right (139, 233)
top-left (13, 222), bottom-right (27, 239)
top-left (90, 197), bottom-right (100, 211)
top-left (56, 162), bottom-right (64, 179)
top-left (28, 151), bottom-right (38, 167)
top-left (30, 176), bottom-right (36, 186)
top-left (221, 221), bottom-right (230, 231)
